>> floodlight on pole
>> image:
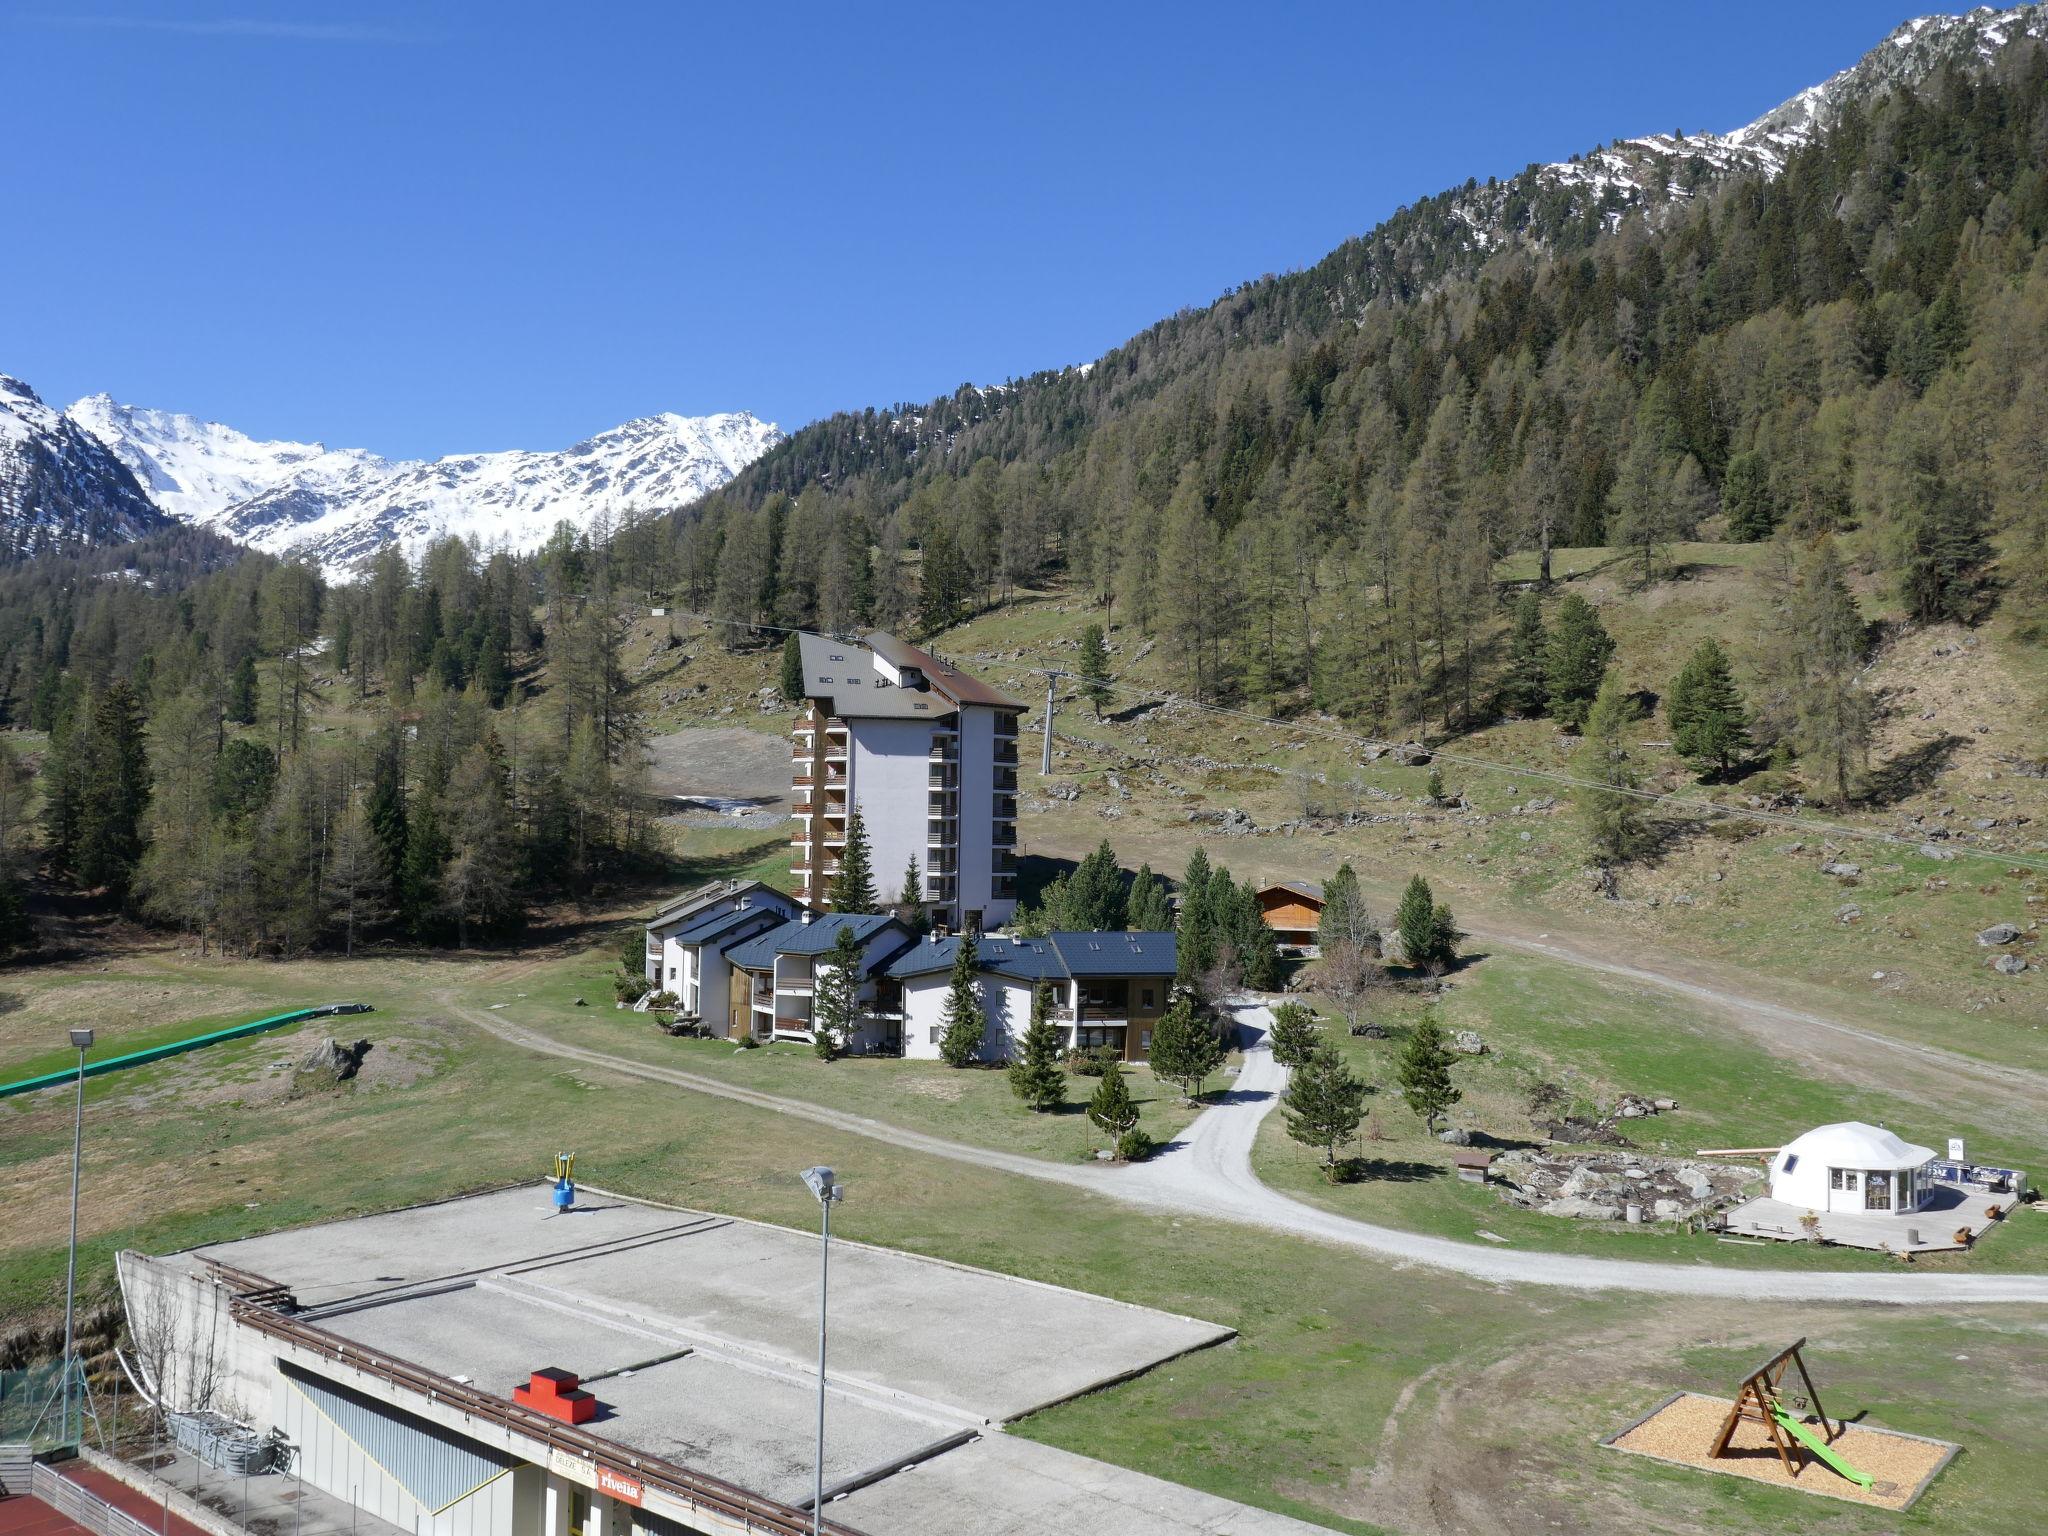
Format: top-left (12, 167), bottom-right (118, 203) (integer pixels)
top-left (62, 1027), bottom-right (94, 1445)
top-left (799, 1166), bottom-right (845, 1536)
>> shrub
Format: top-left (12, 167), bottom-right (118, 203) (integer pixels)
top-left (1063, 1044), bottom-right (1121, 1077)
top-left (1115, 1129), bottom-right (1156, 1163)
top-left (614, 971), bottom-right (651, 1003)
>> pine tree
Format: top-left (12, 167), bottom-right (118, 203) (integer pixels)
top-left (1392, 874), bottom-right (1442, 972)
top-left (936, 936), bottom-right (986, 1067)
top-left (1127, 864), bottom-right (1171, 931)
top-left (1231, 877), bottom-right (1282, 990)
top-left (829, 807), bottom-right (878, 913)
top-left (896, 853), bottom-right (925, 930)
top-left (1578, 673), bottom-right (1646, 862)
top-left (1499, 593), bottom-right (1540, 720)
top-left (1282, 1045), bottom-right (1369, 1178)
top-left (1055, 840), bottom-right (1127, 930)
top-left (1148, 988), bottom-right (1225, 1101)
top-left (1545, 594), bottom-right (1614, 731)
top-left (1077, 623), bottom-right (1113, 718)
top-left (1667, 637), bottom-right (1751, 778)
top-left (226, 654), bottom-right (259, 726)
top-left (1722, 450), bottom-right (1777, 541)
top-left (1266, 1000), bottom-right (1322, 1068)
top-left (1176, 847), bottom-right (1216, 981)
top-left (1395, 1008), bottom-right (1462, 1134)
top-left (74, 682), bottom-right (151, 898)
top-left (1087, 1060), bottom-right (1141, 1151)
top-left (813, 921), bottom-right (864, 1061)
top-left (779, 632), bottom-right (805, 701)
top-left (1007, 982), bottom-right (1066, 1110)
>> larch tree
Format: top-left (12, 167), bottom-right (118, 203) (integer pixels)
top-left (1785, 540), bottom-right (1873, 806)
top-left (1078, 623), bottom-right (1113, 718)
top-left (1501, 592), bottom-right (1549, 717)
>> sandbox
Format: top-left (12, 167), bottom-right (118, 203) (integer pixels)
top-left (1602, 1391), bottom-right (1960, 1512)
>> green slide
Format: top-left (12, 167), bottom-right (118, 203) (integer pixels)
top-left (1770, 1405), bottom-right (1874, 1489)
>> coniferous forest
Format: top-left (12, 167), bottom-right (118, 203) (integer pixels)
top-left (5, 46), bottom-right (2048, 956)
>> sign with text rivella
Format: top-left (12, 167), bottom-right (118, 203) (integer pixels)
top-left (595, 1467), bottom-right (644, 1506)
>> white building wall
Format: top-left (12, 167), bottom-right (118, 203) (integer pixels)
top-left (848, 718), bottom-right (936, 908)
top-left (900, 974), bottom-right (1033, 1061)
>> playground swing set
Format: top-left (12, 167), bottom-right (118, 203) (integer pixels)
top-left (1711, 1339), bottom-right (1887, 1496)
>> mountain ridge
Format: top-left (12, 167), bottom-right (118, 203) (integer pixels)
top-left (53, 393), bottom-right (783, 574)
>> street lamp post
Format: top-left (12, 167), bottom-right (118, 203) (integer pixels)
top-left (61, 1027), bottom-right (94, 1446)
top-left (798, 1166), bottom-right (845, 1536)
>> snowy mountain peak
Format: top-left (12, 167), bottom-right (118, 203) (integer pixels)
top-left (1, 377), bottom-right (169, 561)
top-left (1440, 3), bottom-right (2048, 257)
top-left (61, 393), bottom-right (782, 575)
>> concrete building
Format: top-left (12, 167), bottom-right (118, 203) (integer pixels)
top-left (116, 1186), bottom-right (1332, 1536)
top-left (789, 632), bottom-right (1024, 933)
top-left (642, 881), bottom-right (802, 1018)
top-left (722, 912), bottom-right (916, 1052)
top-left (884, 932), bottom-right (1177, 1062)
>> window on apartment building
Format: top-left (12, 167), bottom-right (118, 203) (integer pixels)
top-left (1139, 1030), bottom-right (1152, 1052)
top-left (669, 967), bottom-right (677, 980)
top-left (1141, 988), bottom-right (1155, 1010)
top-left (930, 1027), bottom-right (944, 1044)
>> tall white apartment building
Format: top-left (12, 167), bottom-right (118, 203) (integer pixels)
top-left (791, 630), bottom-right (1023, 932)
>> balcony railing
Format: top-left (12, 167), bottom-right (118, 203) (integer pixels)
top-left (992, 827), bottom-right (1017, 849)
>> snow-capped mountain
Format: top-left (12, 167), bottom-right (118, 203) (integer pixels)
top-left (1437, 4), bottom-right (2048, 257)
top-left (0, 376), bottom-right (170, 562)
top-left (65, 394), bottom-right (384, 528)
top-left (65, 398), bottom-right (781, 574)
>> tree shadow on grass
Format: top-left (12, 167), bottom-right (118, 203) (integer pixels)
top-left (1863, 732), bottom-right (1971, 810)
top-left (1332, 1157), bottom-right (1446, 1184)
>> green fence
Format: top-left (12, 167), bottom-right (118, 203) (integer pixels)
top-left (0, 1005), bottom-right (372, 1101)
top-left (0, 1360), bottom-right (86, 1449)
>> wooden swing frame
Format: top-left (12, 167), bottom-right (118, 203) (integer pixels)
top-left (1710, 1337), bottom-right (1840, 1478)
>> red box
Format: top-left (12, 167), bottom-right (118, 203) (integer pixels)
top-left (514, 1368), bottom-right (597, 1424)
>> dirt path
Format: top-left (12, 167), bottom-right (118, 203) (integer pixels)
top-left (442, 990), bottom-right (2048, 1304)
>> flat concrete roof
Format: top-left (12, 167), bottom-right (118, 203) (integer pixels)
top-left (175, 1186), bottom-right (1274, 1534)
top-left (833, 1434), bottom-right (1337, 1536)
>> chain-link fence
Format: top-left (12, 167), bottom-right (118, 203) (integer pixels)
top-left (0, 1360), bottom-right (88, 1449)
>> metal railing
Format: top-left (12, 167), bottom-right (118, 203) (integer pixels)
top-left (31, 1465), bottom-right (163, 1536)
top-left (226, 1295), bottom-right (866, 1536)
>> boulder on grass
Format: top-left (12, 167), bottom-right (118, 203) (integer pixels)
top-left (1976, 922), bottom-right (2021, 946)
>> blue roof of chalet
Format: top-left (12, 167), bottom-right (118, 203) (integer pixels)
top-left (1052, 930), bottom-right (1177, 977)
top-left (724, 913), bottom-right (908, 970)
top-left (884, 934), bottom-right (1067, 983)
top-left (885, 931), bottom-right (1176, 982)
top-left (670, 903), bottom-right (784, 946)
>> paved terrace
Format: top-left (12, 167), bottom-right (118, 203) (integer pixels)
top-left (172, 1187), bottom-right (1326, 1536)
top-left (1721, 1180), bottom-right (2014, 1253)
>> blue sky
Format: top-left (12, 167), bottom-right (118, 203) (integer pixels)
top-left (1, 1), bottom-right (1931, 459)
